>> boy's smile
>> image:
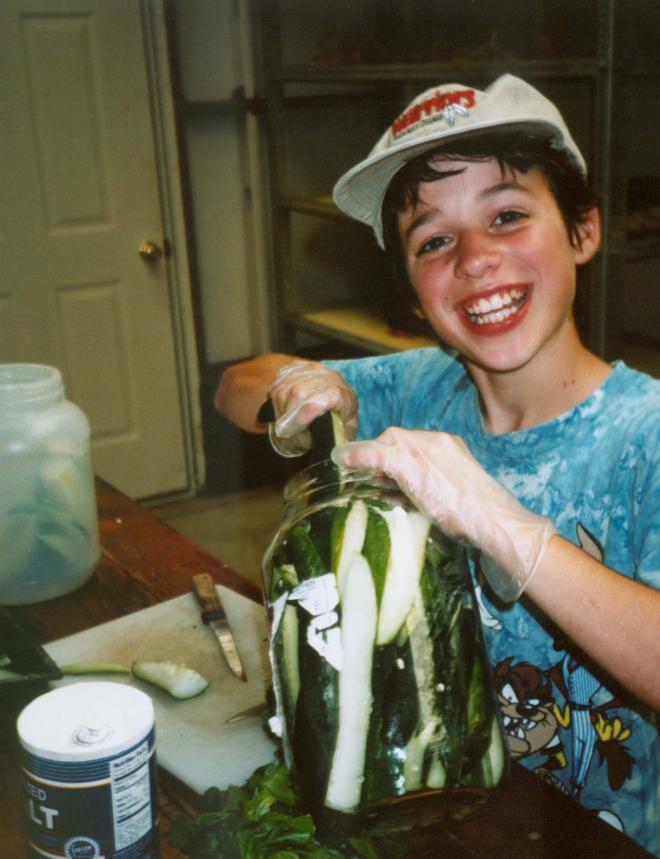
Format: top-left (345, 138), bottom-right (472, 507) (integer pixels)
top-left (398, 158), bottom-right (599, 378)
top-left (460, 284), bottom-right (529, 332)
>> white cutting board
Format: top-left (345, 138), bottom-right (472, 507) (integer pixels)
top-left (43, 587), bottom-right (277, 795)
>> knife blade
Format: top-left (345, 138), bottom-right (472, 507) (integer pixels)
top-left (224, 702), bottom-right (265, 723)
top-left (191, 574), bottom-right (247, 681)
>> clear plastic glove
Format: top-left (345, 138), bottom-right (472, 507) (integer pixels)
top-left (266, 360), bottom-right (358, 456)
top-left (332, 428), bottom-right (556, 602)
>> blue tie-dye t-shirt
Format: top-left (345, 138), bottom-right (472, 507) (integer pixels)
top-left (324, 347), bottom-right (660, 856)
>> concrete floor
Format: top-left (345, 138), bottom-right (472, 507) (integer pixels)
top-left (153, 486), bottom-right (284, 590)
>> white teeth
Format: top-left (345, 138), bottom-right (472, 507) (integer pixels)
top-left (465, 288), bottom-right (526, 323)
top-left (472, 305), bottom-right (516, 324)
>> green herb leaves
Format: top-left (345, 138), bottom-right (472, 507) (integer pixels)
top-left (168, 760), bottom-right (404, 859)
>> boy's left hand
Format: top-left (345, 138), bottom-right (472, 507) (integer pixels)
top-left (332, 427), bottom-right (556, 602)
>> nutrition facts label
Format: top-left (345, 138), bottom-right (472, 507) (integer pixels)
top-left (110, 740), bottom-right (152, 849)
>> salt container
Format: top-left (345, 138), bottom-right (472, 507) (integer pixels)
top-left (17, 682), bottom-right (159, 858)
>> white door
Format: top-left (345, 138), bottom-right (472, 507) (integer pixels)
top-left (0, 0), bottom-right (199, 499)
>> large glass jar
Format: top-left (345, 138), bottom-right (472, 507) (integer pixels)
top-left (262, 461), bottom-right (507, 832)
top-left (0, 364), bottom-right (99, 605)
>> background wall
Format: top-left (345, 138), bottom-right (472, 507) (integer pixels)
top-left (165, 0), bottom-right (660, 496)
top-left (169, 0), bottom-right (271, 367)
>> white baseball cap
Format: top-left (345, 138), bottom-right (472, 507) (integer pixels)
top-left (332, 74), bottom-right (586, 248)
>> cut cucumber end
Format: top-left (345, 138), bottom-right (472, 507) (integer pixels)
top-left (131, 660), bottom-right (210, 699)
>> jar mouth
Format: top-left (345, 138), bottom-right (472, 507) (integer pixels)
top-left (0, 364), bottom-right (63, 404)
top-left (283, 459), bottom-right (398, 506)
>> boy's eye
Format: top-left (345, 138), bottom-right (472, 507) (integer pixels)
top-left (416, 234), bottom-right (450, 257)
top-left (493, 209), bottom-right (526, 227)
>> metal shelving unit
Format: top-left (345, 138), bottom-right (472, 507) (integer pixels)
top-left (258, 0), bottom-right (659, 372)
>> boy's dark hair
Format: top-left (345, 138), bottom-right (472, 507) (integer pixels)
top-left (381, 131), bottom-right (600, 297)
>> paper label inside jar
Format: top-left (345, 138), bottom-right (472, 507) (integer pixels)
top-left (290, 574), bottom-right (339, 615)
top-left (268, 592), bottom-right (289, 638)
top-left (290, 574), bottom-right (342, 670)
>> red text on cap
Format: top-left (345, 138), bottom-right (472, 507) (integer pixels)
top-left (391, 88), bottom-right (476, 139)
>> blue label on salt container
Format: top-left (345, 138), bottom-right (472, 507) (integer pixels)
top-left (22, 720), bottom-right (159, 858)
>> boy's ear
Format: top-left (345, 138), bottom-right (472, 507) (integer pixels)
top-left (573, 207), bottom-right (601, 264)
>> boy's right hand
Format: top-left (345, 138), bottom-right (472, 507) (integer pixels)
top-left (267, 360), bottom-right (358, 450)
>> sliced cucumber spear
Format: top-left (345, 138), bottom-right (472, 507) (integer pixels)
top-left (325, 552), bottom-right (377, 813)
top-left (281, 604), bottom-right (301, 711)
top-left (60, 661), bottom-right (131, 675)
top-left (480, 716), bottom-right (507, 787)
top-left (309, 410), bottom-right (346, 464)
top-left (56, 659), bottom-right (209, 700)
top-left (307, 409), bottom-right (347, 490)
top-left (404, 587), bottom-right (448, 791)
top-left (376, 508), bottom-right (431, 645)
top-left (332, 499), bottom-right (368, 598)
top-left (132, 660), bottom-right (210, 699)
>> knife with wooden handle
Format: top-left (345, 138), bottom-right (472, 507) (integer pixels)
top-left (191, 574), bottom-right (247, 681)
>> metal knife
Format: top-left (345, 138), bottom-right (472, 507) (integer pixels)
top-left (224, 702), bottom-right (265, 723)
top-left (191, 573), bottom-right (247, 681)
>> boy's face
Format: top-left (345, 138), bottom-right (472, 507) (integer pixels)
top-left (397, 157), bottom-right (599, 376)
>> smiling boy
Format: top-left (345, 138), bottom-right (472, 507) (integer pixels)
top-left (216, 75), bottom-right (659, 854)
top-left (385, 150), bottom-right (608, 431)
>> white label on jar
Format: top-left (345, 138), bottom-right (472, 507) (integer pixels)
top-left (270, 576), bottom-right (343, 670)
top-left (311, 609), bottom-right (339, 631)
top-left (267, 715), bottom-right (284, 738)
top-left (110, 739), bottom-right (152, 849)
top-left (290, 574), bottom-right (339, 616)
top-left (268, 592), bottom-right (289, 638)
top-left (307, 621), bottom-right (342, 671)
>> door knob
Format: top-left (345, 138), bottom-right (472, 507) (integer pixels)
top-left (138, 241), bottom-right (163, 262)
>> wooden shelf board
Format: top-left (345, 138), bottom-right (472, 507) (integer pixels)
top-left (280, 58), bottom-right (602, 84)
top-left (616, 237), bottom-right (660, 261)
top-left (280, 195), bottom-right (343, 220)
top-left (291, 306), bottom-right (437, 354)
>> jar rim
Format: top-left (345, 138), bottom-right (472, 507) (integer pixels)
top-left (283, 459), bottom-right (398, 505)
top-left (0, 364), bottom-right (63, 404)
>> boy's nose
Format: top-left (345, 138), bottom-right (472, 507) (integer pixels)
top-left (455, 232), bottom-right (502, 280)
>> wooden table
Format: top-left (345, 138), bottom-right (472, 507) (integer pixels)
top-left (0, 479), bottom-right (652, 858)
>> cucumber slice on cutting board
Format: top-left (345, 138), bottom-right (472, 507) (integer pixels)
top-left (56, 659), bottom-right (210, 700)
top-left (60, 661), bottom-right (131, 675)
top-left (132, 660), bottom-right (210, 699)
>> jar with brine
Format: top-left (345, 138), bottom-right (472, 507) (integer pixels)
top-left (0, 364), bottom-right (99, 605)
top-left (262, 454), bottom-right (508, 834)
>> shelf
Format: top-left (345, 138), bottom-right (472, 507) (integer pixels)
top-left (280, 194), bottom-right (344, 220)
top-left (280, 57), bottom-right (603, 85)
top-left (611, 236), bottom-right (660, 261)
top-left (261, 1), bottom-right (657, 362)
top-left (182, 98), bottom-right (239, 117)
top-left (289, 306), bottom-right (437, 355)
top-left (608, 336), bottom-right (660, 378)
